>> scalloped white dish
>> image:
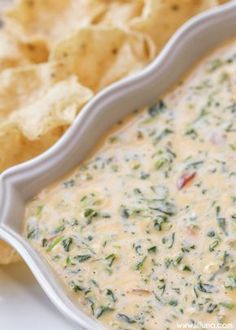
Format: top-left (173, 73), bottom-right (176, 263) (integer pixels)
top-left (1, 2), bottom-right (236, 329)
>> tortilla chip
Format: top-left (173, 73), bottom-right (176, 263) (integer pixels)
top-left (50, 26), bottom-right (156, 91)
top-left (130, 0), bottom-right (221, 51)
top-left (5, 0), bottom-right (106, 44)
top-left (11, 76), bottom-right (93, 139)
top-left (0, 121), bottom-right (65, 172)
top-left (0, 61), bottom-right (92, 118)
top-left (17, 37), bottom-right (49, 64)
top-left (5, 1), bottom-right (146, 65)
top-left (6, 0), bottom-right (144, 42)
top-left (0, 241), bottom-right (20, 265)
top-left (0, 20), bottom-right (47, 72)
top-left (4, 0), bottom-right (225, 69)
top-left (0, 29), bottom-right (30, 72)
top-left (0, 122), bottom-right (22, 170)
top-left (4, 0), bottom-right (106, 65)
top-left (0, 59), bottom-right (92, 164)
top-left (93, 0), bottom-right (144, 25)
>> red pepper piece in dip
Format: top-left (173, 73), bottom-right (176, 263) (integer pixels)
top-left (177, 172), bottom-right (196, 190)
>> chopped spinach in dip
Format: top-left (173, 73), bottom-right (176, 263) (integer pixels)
top-left (25, 40), bottom-right (236, 330)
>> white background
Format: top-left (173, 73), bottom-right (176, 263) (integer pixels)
top-left (0, 262), bottom-right (77, 330)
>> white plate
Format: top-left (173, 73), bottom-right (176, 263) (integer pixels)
top-left (0, 262), bottom-right (78, 330)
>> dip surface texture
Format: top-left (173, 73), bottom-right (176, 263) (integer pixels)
top-left (24, 41), bottom-right (236, 330)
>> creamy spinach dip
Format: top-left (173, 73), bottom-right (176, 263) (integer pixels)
top-left (24, 41), bottom-right (236, 330)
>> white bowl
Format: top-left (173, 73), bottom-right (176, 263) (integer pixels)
top-left (1, 2), bottom-right (236, 329)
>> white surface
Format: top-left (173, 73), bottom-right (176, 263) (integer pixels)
top-left (0, 262), bottom-right (77, 330)
top-left (1, 2), bottom-right (236, 330)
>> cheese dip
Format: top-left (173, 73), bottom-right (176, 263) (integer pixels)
top-left (24, 41), bottom-right (236, 330)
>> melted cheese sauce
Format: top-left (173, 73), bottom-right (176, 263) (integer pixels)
top-left (24, 40), bottom-right (236, 330)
